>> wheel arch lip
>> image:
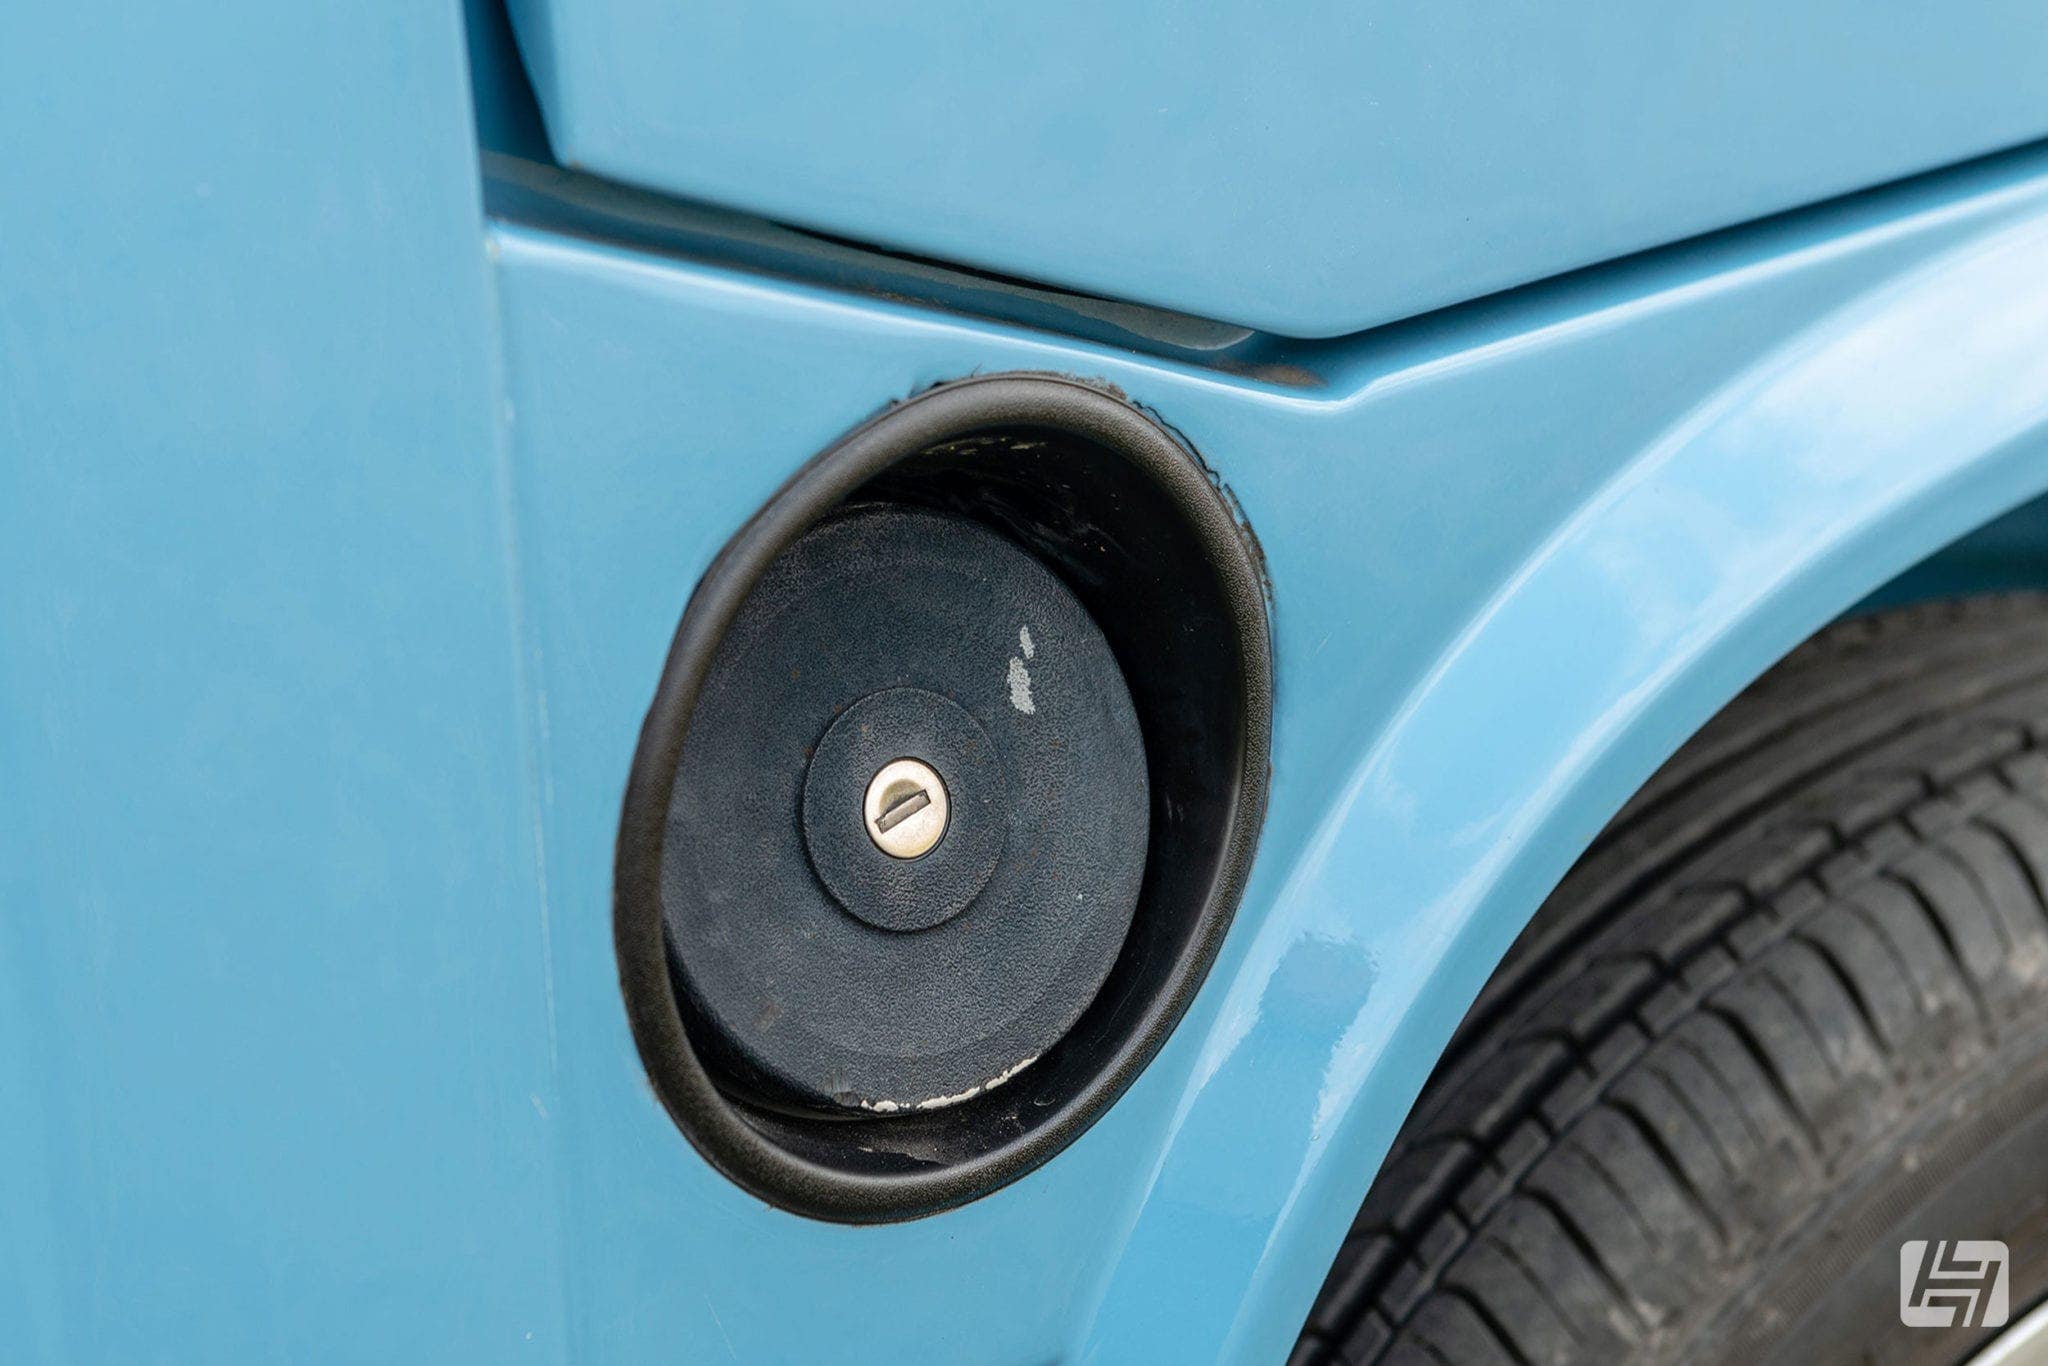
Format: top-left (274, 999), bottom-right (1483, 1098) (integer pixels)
top-left (1090, 210), bottom-right (2048, 1360)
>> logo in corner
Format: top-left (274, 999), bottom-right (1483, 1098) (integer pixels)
top-left (1900, 1240), bottom-right (2009, 1329)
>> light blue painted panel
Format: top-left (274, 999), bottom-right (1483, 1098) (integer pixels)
top-left (505, 0), bottom-right (2048, 335)
top-left (487, 146), bottom-right (2048, 1362)
top-left (0, 2), bottom-right (564, 1359)
top-left (11, 3), bottom-right (2048, 1357)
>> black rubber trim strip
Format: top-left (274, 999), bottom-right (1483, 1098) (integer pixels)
top-left (614, 372), bottom-right (1274, 1222)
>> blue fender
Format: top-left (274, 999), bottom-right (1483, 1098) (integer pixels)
top-left (485, 147), bottom-right (2048, 1362)
top-left (1088, 203), bottom-right (2048, 1363)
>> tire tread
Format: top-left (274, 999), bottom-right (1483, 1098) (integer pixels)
top-left (1294, 595), bottom-right (2048, 1364)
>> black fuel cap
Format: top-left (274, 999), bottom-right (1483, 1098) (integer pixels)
top-left (665, 505), bottom-right (1149, 1114)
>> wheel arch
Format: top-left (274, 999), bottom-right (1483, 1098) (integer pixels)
top-left (1086, 209), bottom-right (2048, 1362)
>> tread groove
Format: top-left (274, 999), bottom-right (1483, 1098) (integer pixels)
top-left (1756, 959), bottom-right (1848, 1085)
top-left (1928, 835), bottom-right (2018, 958)
top-left (1877, 868), bottom-right (1996, 1036)
top-left (1560, 1133), bottom-right (1660, 1249)
top-left (1697, 1001), bottom-right (1825, 1154)
top-left (1645, 1061), bottom-right (1739, 1181)
top-left (1838, 893), bottom-right (1930, 1020)
top-left (1788, 930), bottom-right (1891, 1064)
top-left (1435, 1284), bottom-right (1533, 1366)
top-left (1517, 1189), bottom-right (1651, 1335)
top-left (1604, 1092), bottom-right (1732, 1250)
top-left (1666, 1030), bottom-right (1767, 1151)
top-left (1973, 809), bottom-right (2048, 928)
top-left (1483, 1232), bottom-right (1586, 1352)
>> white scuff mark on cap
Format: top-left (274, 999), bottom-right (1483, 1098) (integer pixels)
top-left (851, 1054), bottom-right (1043, 1114)
top-left (1007, 654), bottom-right (1036, 714)
top-left (1018, 625), bottom-right (1035, 659)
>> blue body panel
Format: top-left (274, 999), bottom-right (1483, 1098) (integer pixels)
top-left (0, 2), bottom-right (564, 1358)
top-left (486, 154), bottom-right (2048, 1363)
top-left (504, 0), bottom-right (2048, 335)
top-left (8, 4), bottom-right (2048, 1362)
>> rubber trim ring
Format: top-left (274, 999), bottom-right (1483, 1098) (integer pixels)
top-left (614, 372), bottom-right (1273, 1222)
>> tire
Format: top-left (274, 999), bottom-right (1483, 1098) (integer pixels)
top-left (1293, 595), bottom-right (2048, 1366)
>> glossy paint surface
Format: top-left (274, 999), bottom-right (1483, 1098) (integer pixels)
top-left (487, 147), bottom-right (2048, 1363)
top-left (502, 0), bottom-right (2048, 336)
top-left (0, 1), bottom-right (563, 1359)
top-left (10, 4), bottom-right (2048, 1363)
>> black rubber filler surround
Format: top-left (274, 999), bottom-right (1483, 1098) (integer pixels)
top-left (616, 373), bottom-right (1272, 1222)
